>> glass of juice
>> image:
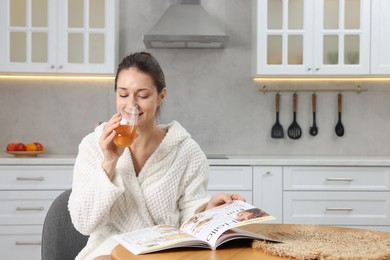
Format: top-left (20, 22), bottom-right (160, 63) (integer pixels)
top-left (113, 107), bottom-right (138, 147)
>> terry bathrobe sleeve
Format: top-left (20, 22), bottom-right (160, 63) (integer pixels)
top-left (176, 138), bottom-right (211, 225)
top-left (68, 126), bottom-right (126, 236)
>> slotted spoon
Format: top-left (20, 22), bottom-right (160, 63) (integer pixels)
top-left (271, 93), bottom-right (284, 138)
top-left (287, 93), bottom-right (302, 139)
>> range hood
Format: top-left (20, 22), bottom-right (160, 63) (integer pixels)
top-left (143, 0), bottom-right (229, 49)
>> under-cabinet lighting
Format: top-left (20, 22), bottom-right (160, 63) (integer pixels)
top-left (0, 74), bottom-right (115, 80)
top-left (253, 77), bottom-right (390, 82)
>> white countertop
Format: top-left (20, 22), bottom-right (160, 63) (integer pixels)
top-left (0, 154), bottom-right (76, 165)
top-left (207, 155), bottom-right (390, 166)
top-left (0, 154), bottom-right (390, 166)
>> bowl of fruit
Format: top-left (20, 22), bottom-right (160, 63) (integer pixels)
top-left (6, 142), bottom-right (45, 157)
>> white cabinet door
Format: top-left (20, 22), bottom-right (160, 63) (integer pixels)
top-left (253, 0), bottom-right (370, 76)
top-left (283, 166), bottom-right (390, 191)
top-left (253, 0), bottom-right (314, 75)
top-left (0, 0), bottom-right (118, 74)
top-left (208, 166), bottom-right (252, 191)
top-left (312, 0), bottom-right (370, 75)
top-left (0, 1), bottom-right (4, 70)
top-left (208, 166), bottom-right (253, 204)
top-left (283, 191), bottom-right (390, 226)
top-left (0, 190), bottom-right (64, 225)
top-left (0, 226), bottom-right (42, 260)
top-left (57, 0), bottom-right (118, 74)
top-left (0, 0), bottom-right (57, 73)
top-left (253, 166), bottom-right (283, 223)
top-left (370, 0), bottom-right (390, 74)
top-left (0, 165), bottom-right (73, 190)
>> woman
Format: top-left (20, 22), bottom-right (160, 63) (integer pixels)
top-left (68, 52), bottom-right (244, 259)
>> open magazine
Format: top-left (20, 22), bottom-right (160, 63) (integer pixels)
top-left (113, 200), bottom-right (279, 255)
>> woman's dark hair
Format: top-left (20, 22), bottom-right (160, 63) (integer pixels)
top-left (114, 52), bottom-right (166, 94)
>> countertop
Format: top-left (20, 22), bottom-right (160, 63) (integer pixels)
top-left (208, 155), bottom-right (390, 166)
top-left (0, 154), bottom-right (390, 166)
top-left (0, 154), bottom-right (77, 164)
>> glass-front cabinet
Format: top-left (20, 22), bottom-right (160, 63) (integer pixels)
top-left (0, 0), bottom-right (118, 74)
top-left (371, 0), bottom-right (390, 74)
top-left (253, 0), bottom-right (370, 76)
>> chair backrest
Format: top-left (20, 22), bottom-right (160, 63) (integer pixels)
top-left (41, 189), bottom-right (89, 260)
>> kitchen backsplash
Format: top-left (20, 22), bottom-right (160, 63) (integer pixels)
top-left (1, 0), bottom-right (390, 156)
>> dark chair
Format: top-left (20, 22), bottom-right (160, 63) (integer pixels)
top-left (41, 189), bottom-right (89, 260)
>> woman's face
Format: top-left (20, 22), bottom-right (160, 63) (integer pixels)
top-left (116, 68), bottom-right (166, 128)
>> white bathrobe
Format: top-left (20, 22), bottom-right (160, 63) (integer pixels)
top-left (68, 121), bottom-right (210, 259)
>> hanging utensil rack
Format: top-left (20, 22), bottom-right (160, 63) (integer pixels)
top-left (260, 85), bottom-right (367, 94)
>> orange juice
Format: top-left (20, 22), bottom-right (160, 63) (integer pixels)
top-left (114, 107), bottom-right (139, 147)
top-left (113, 125), bottom-right (138, 147)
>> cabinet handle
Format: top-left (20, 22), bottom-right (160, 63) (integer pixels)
top-left (50, 65), bottom-right (55, 69)
top-left (59, 65), bottom-right (63, 69)
top-left (307, 68), bottom-right (312, 71)
top-left (326, 178), bottom-right (353, 182)
top-left (16, 207), bottom-right (44, 211)
top-left (265, 171), bottom-right (271, 175)
top-left (15, 241), bottom-right (42, 246)
top-left (16, 177), bottom-right (44, 181)
top-left (326, 207), bottom-right (353, 211)
top-left (315, 68), bottom-right (320, 71)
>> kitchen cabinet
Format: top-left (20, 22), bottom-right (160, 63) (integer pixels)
top-left (370, 0), bottom-right (390, 74)
top-left (208, 166), bottom-right (253, 205)
top-left (2, 156), bottom-right (390, 258)
top-left (0, 164), bottom-right (73, 260)
top-left (253, 0), bottom-right (370, 76)
top-left (283, 166), bottom-right (390, 231)
top-left (0, 226), bottom-right (42, 260)
top-left (209, 157), bottom-right (390, 232)
top-left (0, 0), bottom-right (118, 74)
top-left (253, 166), bottom-right (283, 223)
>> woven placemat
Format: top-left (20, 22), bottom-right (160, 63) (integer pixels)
top-left (252, 225), bottom-right (390, 260)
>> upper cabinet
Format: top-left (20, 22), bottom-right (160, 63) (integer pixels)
top-left (371, 0), bottom-right (390, 74)
top-left (0, 0), bottom-right (119, 74)
top-left (253, 0), bottom-right (371, 76)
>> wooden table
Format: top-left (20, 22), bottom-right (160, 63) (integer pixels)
top-left (95, 224), bottom-right (390, 260)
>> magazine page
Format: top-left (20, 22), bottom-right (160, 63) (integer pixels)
top-left (215, 227), bottom-right (280, 248)
top-left (113, 225), bottom-right (209, 255)
top-left (180, 200), bottom-right (275, 248)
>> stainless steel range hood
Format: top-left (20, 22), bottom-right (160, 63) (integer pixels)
top-left (143, 0), bottom-right (229, 49)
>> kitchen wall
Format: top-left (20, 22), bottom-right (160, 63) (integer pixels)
top-left (1, 0), bottom-right (390, 156)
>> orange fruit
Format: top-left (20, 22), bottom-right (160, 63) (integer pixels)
top-left (25, 143), bottom-right (38, 151)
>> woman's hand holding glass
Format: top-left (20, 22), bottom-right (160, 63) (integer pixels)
top-left (99, 112), bottom-right (126, 179)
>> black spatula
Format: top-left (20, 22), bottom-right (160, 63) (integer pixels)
top-left (287, 93), bottom-right (302, 139)
top-left (271, 93), bottom-right (284, 138)
top-left (335, 93), bottom-right (345, 137)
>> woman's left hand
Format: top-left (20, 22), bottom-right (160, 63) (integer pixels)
top-left (205, 192), bottom-right (246, 211)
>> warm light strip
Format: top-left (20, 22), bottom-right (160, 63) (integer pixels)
top-left (0, 74), bottom-right (115, 80)
top-left (253, 77), bottom-right (390, 82)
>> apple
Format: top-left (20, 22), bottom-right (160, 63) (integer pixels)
top-left (14, 143), bottom-right (26, 151)
top-left (6, 143), bottom-right (17, 151)
top-left (34, 142), bottom-right (44, 151)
